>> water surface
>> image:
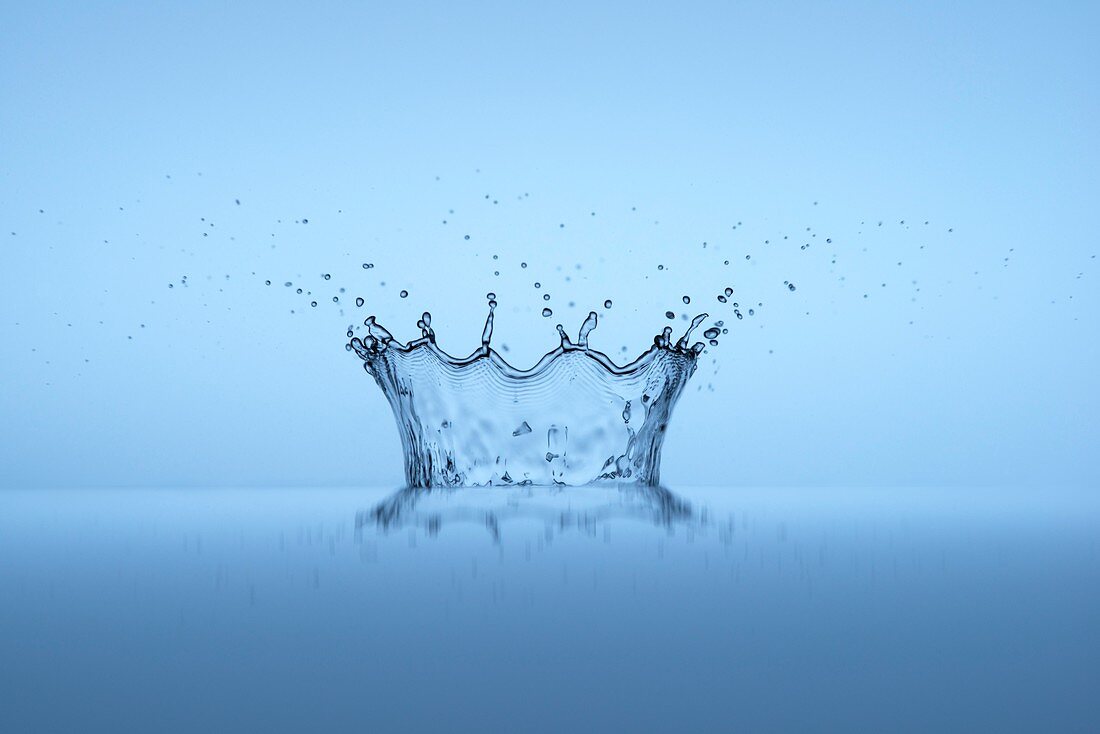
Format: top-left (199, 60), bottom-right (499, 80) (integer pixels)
top-left (1, 486), bottom-right (1096, 732)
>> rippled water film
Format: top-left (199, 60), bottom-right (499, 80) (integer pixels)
top-left (350, 301), bottom-right (708, 487)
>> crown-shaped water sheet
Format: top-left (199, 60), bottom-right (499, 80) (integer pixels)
top-left (349, 300), bottom-right (708, 487)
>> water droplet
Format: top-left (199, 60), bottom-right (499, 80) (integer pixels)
top-left (355, 297), bottom-right (365, 307)
top-left (603, 299), bottom-right (612, 309)
top-left (542, 307), bottom-right (553, 317)
top-left (400, 290), bottom-right (409, 298)
top-left (310, 301), bottom-right (317, 307)
top-left (703, 328), bottom-right (720, 339)
top-left (362, 263), bottom-right (374, 269)
top-left (724, 287), bottom-right (733, 297)
top-left (486, 292), bottom-right (496, 300)
top-left (682, 295), bottom-right (691, 305)
top-left (323, 273), bottom-right (331, 280)
top-left (665, 311), bottom-right (675, 319)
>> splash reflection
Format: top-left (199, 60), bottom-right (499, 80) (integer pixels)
top-left (358, 483), bottom-right (698, 542)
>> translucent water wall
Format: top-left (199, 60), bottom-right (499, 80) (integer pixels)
top-left (350, 304), bottom-right (707, 487)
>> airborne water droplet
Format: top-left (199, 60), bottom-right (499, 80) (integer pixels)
top-left (542, 307), bottom-right (553, 317)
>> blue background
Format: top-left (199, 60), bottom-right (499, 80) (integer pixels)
top-left (2, 4), bottom-right (1099, 733)
top-left (2, 1), bottom-right (1097, 488)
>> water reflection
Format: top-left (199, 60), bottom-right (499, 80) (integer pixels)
top-left (1, 487), bottom-right (1096, 732)
top-left (358, 483), bottom-right (698, 542)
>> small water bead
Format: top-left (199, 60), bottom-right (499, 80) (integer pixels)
top-left (682, 295), bottom-right (690, 305)
top-left (332, 296), bottom-right (339, 303)
top-left (788, 283), bottom-right (797, 291)
top-left (464, 234), bottom-right (470, 240)
top-left (723, 260), bottom-right (729, 265)
top-left (362, 263), bottom-right (374, 269)
top-left (400, 290), bottom-right (409, 298)
top-left (665, 311), bottom-right (675, 319)
top-left (323, 273), bottom-right (331, 280)
top-left (709, 339), bottom-right (718, 346)
top-left (311, 301), bottom-right (317, 307)
top-left (543, 293), bottom-right (550, 301)
top-left (657, 264), bottom-right (665, 271)
top-left (296, 288), bottom-right (303, 294)
top-left (534, 282), bottom-right (541, 289)
top-left (521, 262), bottom-right (528, 269)
top-left (542, 307), bottom-right (553, 317)
top-left (284, 282), bottom-right (292, 287)
top-left (604, 299), bottom-right (612, 309)
top-left (265, 280), bottom-right (271, 285)
top-left (717, 295), bottom-right (727, 303)
top-left (486, 292), bottom-right (496, 300)
top-left (748, 308), bottom-right (754, 316)
top-left (355, 297), bottom-right (365, 307)
top-left (745, 255), bottom-right (751, 260)
top-left (703, 328), bottom-right (720, 339)
top-left (724, 287), bottom-right (733, 297)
